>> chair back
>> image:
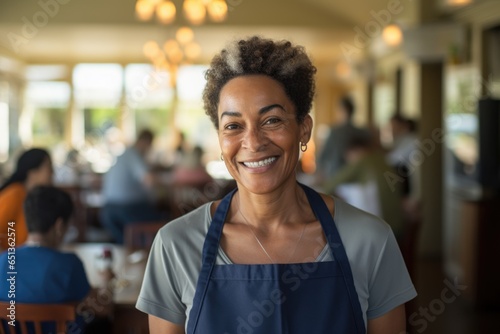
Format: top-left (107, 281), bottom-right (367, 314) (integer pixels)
top-left (124, 221), bottom-right (166, 250)
top-left (0, 302), bottom-right (75, 334)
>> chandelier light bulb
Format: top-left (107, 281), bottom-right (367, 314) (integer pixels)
top-left (169, 48), bottom-right (184, 64)
top-left (136, 0), bottom-right (228, 24)
top-left (143, 40), bottom-right (161, 59)
top-left (135, 0), bottom-right (155, 21)
top-left (163, 39), bottom-right (180, 54)
top-left (176, 27), bottom-right (195, 45)
top-left (156, 1), bottom-right (176, 24)
top-left (185, 42), bottom-right (201, 60)
top-left (164, 39), bottom-right (184, 64)
top-left (207, 0), bottom-right (228, 22)
top-left (183, 0), bottom-right (207, 25)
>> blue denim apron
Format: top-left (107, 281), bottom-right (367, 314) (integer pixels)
top-left (187, 184), bottom-right (366, 333)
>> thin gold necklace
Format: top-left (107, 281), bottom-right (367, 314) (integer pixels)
top-left (237, 200), bottom-right (308, 264)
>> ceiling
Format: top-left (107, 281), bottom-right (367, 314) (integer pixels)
top-left (0, 0), bottom-right (474, 65)
top-left (0, 0), bottom-right (398, 64)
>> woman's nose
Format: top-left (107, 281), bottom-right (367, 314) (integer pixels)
top-left (242, 126), bottom-right (268, 152)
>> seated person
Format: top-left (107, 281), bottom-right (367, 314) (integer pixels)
top-left (100, 129), bottom-right (164, 244)
top-left (0, 186), bottom-right (113, 334)
top-left (0, 148), bottom-right (53, 251)
top-left (172, 146), bottom-right (213, 187)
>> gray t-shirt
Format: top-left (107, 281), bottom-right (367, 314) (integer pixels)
top-left (136, 198), bottom-right (417, 331)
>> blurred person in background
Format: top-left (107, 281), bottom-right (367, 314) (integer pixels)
top-left (324, 135), bottom-right (405, 240)
top-left (100, 129), bottom-right (163, 243)
top-left (172, 145), bottom-right (213, 187)
top-left (386, 114), bottom-right (419, 197)
top-left (316, 95), bottom-right (370, 182)
top-left (0, 186), bottom-right (113, 333)
top-left (0, 148), bottom-right (53, 250)
top-left (173, 131), bottom-right (188, 166)
top-left (387, 115), bottom-right (418, 165)
top-left (53, 148), bottom-right (90, 186)
top-left (386, 115), bottom-right (422, 250)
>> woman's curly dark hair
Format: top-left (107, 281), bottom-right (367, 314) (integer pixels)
top-left (203, 36), bottom-right (317, 128)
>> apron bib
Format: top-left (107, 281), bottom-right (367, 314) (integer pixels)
top-left (187, 184), bottom-right (366, 334)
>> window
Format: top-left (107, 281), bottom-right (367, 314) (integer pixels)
top-left (73, 63), bottom-right (123, 107)
top-left (25, 81), bottom-right (70, 148)
top-left (125, 64), bottom-right (172, 137)
top-left (175, 65), bottom-right (218, 158)
top-left (73, 64), bottom-right (123, 139)
top-left (73, 64), bottom-right (124, 172)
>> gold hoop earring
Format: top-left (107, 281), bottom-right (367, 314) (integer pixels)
top-left (220, 153), bottom-right (224, 161)
top-left (300, 142), bottom-right (307, 152)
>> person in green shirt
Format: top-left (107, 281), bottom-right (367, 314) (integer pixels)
top-left (324, 135), bottom-right (404, 239)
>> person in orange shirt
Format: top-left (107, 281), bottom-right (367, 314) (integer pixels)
top-left (0, 148), bottom-right (53, 250)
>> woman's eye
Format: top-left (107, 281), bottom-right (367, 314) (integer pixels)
top-left (264, 118), bottom-right (281, 125)
top-left (224, 123), bottom-right (240, 130)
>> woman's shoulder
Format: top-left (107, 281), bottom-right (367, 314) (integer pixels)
top-left (337, 196), bottom-right (390, 230)
top-left (318, 192), bottom-right (392, 241)
top-left (0, 183), bottom-right (26, 199)
top-left (157, 202), bottom-right (212, 244)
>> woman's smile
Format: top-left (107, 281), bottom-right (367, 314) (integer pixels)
top-left (240, 156), bottom-right (278, 170)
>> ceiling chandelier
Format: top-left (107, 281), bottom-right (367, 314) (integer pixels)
top-left (135, 0), bottom-right (228, 25)
top-left (143, 27), bottom-right (201, 86)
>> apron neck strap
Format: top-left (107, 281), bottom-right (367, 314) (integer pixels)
top-left (299, 183), bottom-right (341, 248)
top-left (202, 188), bottom-right (237, 261)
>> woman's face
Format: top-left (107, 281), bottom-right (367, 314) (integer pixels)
top-left (29, 156), bottom-right (53, 187)
top-left (217, 75), bottom-right (312, 194)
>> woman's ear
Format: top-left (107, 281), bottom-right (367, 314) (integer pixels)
top-left (300, 114), bottom-right (313, 144)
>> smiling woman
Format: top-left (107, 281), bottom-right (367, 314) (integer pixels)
top-left (136, 36), bottom-right (416, 334)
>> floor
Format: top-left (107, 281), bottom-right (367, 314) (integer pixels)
top-left (409, 259), bottom-right (500, 334)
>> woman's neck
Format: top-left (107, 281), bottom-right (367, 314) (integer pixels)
top-left (235, 180), bottom-right (310, 231)
top-left (24, 178), bottom-right (36, 191)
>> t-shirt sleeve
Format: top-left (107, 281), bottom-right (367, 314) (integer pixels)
top-left (66, 254), bottom-right (91, 301)
top-left (136, 233), bottom-right (187, 325)
top-left (367, 229), bottom-right (417, 319)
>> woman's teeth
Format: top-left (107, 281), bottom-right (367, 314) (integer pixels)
top-left (243, 157), bottom-right (276, 168)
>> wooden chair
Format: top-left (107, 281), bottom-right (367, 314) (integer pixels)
top-left (124, 221), bottom-right (166, 250)
top-left (0, 302), bottom-right (75, 334)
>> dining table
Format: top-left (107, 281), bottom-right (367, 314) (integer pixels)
top-left (62, 242), bottom-right (149, 334)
